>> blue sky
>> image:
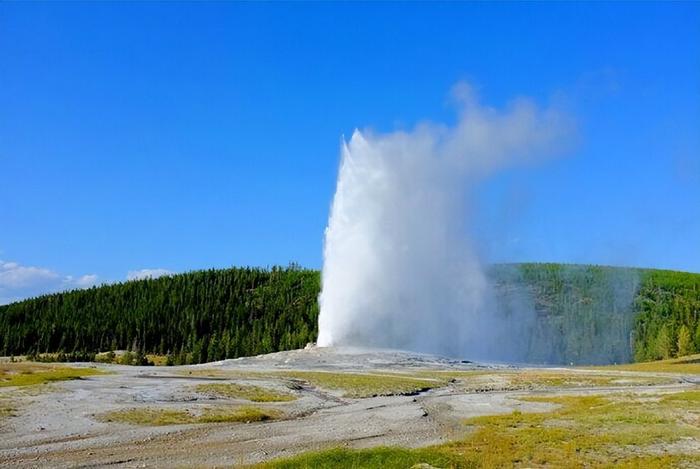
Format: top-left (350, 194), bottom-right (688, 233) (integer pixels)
top-left (1, 2), bottom-right (699, 303)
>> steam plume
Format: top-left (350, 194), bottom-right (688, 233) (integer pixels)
top-left (317, 84), bottom-right (573, 358)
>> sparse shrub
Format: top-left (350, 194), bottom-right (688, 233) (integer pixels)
top-left (95, 351), bottom-right (117, 364)
top-left (117, 351), bottom-right (153, 366)
top-left (119, 351), bottom-right (135, 365)
top-left (134, 351), bottom-right (153, 366)
top-left (28, 351), bottom-right (96, 363)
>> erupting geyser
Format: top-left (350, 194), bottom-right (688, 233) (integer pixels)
top-left (317, 83), bottom-right (573, 358)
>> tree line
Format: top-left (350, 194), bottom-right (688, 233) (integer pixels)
top-left (0, 265), bottom-right (319, 364)
top-left (631, 269), bottom-right (700, 361)
top-left (0, 263), bottom-right (697, 364)
top-left (491, 264), bottom-right (700, 364)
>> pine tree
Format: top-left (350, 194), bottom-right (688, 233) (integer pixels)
top-left (677, 325), bottom-right (693, 357)
top-left (655, 326), bottom-right (673, 360)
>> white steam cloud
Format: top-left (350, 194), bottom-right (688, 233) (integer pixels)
top-left (317, 83), bottom-right (573, 358)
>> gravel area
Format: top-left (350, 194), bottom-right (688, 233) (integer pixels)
top-left (0, 347), bottom-right (694, 468)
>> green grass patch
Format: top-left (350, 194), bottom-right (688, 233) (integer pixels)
top-left (261, 390), bottom-right (700, 468)
top-left (0, 363), bottom-right (105, 387)
top-left (199, 406), bottom-right (280, 423)
top-left (102, 408), bottom-right (193, 426)
top-left (259, 447), bottom-right (698, 469)
top-left (196, 383), bottom-right (296, 402)
top-left (661, 390), bottom-right (700, 403)
top-left (282, 371), bottom-right (444, 398)
top-left (100, 405), bottom-right (281, 426)
top-left (592, 354), bottom-right (700, 374)
top-left (255, 446), bottom-right (462, 469)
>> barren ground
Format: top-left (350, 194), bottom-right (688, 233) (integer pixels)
top-left (0, 347), bottom-right (697, 468)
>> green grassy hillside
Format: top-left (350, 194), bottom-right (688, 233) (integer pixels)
top-left (0, 263), bottom-right (697, 365)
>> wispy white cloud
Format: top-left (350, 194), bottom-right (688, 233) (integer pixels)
top-left (0, 261), bottom-right (59, 289)
top-left (0, 259), bottom-right (99, 305)
top-left (66, 274), bottom-right (100, 288)
top-left (126, 268), bottom-right (173, 281)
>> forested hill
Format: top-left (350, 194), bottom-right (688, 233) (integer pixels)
top-left (0, 266), bottom-right (320, 364)
top-left (489, 264), bottom-right (700, 364)
top-left (0, 264), bottom-right (698, 365)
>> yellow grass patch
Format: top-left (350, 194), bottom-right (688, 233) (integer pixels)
top-left (282, 371), bottom-right (443, 398)
top-left (101, 405), bottom-right (281, 426)
top-left (0, 363), bottom-right (105, 387)
top-left (196, 383), bottom-right (296, 402)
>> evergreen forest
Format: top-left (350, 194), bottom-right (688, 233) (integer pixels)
top-left (0, 263), bottom-right (698, 365)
